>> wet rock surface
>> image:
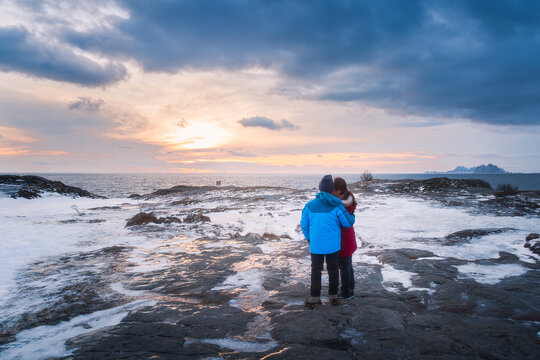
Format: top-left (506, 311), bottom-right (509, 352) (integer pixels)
top-left (0, 175), bottom-right (105, 199)
top-left (32, 238), bottom-right (537, 360)
top-left (0, 246), bottom-right (131, 346)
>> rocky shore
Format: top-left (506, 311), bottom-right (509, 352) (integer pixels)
top-left (350, 177), bottom-right (540, 217)
top-left (57, 240), bottom-right (539, 359)
top-left (0, 175), bottom-right (105, 199)
top-left (0, 177), bottom-right (539, 359)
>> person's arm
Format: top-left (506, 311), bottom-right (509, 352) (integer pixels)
top-left (300, 205), bottom-right (310, 241)
top-left (337, 204), bottom-right (355, 228)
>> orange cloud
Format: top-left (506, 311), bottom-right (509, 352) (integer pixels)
top-left (169, 167), bottom-right (214, 173)
top-left (0, 126), bottom-right (36, 143)
top-left (163, 151), bottom-right (435, 171)
top-left (0, 147), bottom-right (106, 158)
top-left (0, 147), bottom-right (29, 156)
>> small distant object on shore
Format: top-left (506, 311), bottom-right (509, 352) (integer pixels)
top-left (216, 180), bottom-right (221, 186)
top-left (495, 183), bottom-right (519, 195)
top-left (425, 163), bottom-right (508, 174)
top-left (361, 170), bottom-right (373, 182)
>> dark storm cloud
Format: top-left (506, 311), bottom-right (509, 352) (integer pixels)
top-left (398, 120), bottom-right (446, 128)
top-left (239, 117), bottom-right (300, 131)
top-left (69, 97), bottom-right (105, 112)
top-left (3, 0), bottom-right (540, 125)
top-left (0, 26), bottom-right (127, 86)
top-left (64, 0), bottom-right (423, 74)
top-left (59, 0), bottom-right (540, 125)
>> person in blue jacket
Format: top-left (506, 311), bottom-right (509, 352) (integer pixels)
top-left (301, 174), bottom-right (355, 307)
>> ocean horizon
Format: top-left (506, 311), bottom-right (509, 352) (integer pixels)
top-left (2, 172), bottom-right (539, 198)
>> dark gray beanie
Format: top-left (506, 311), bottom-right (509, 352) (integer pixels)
top-left (319, 174), bottom-right (334, 193)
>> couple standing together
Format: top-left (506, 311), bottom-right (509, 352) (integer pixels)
top-left (300, 175), bottom-right (358, 308)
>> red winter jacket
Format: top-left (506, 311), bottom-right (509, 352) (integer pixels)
top-left (339, 195), bottom-right (357, 258)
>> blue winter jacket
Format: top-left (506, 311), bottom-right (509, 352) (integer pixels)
top-left (300, 192), bottom-right (355, 254)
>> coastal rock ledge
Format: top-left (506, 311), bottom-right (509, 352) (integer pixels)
top-left (0, 175), bottom-right (105, 199)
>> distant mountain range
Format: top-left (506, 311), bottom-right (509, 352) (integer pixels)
top-left (426, 163), bottom-right (508, 174)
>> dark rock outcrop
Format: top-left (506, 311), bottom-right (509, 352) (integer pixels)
top-left (183, 213), bottom-right (211, 223)
top-left (130, 184), bottom-right (290, 199)
top-left (0, 175), bottom-right (104, 199)
top-left (526, 233), bottom-right (540, 242)
top-left (386, 177), bottom-right (492, 193)
top-left (126, 212), bottom-right (161, 227)
top-left (525, 233), bottom-right (540, 255)
top-left (444, 228), bottom-right (514, 245)
top-left (126, 211), bottom-right (209, 227)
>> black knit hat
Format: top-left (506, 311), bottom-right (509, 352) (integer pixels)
top-left (319, 174), bottom-right (334, 193)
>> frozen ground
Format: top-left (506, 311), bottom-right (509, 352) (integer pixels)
top-left (0, 184), bottom-right (539, 359)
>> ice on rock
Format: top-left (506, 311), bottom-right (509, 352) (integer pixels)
top-left (212, 269), bottom-right (264, 292)
top-left (380, 264), bottom-right (414, 292)
top-left (456, 263), bottom-right (529, 285)
top-left (200, 338), bottom-right (277, 352)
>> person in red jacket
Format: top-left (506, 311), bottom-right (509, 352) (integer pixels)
top-left (334, 177), bottom-right (358, 299)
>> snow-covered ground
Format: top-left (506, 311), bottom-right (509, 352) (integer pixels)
top-left (0, 188), bottom-right (539, 359)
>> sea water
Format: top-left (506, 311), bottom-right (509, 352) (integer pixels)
top-left (2, 172), bottom-right (539, 198)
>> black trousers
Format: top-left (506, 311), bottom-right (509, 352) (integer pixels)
top-left (310, 251), bottom-right (339, 297)
top-left (338, 255), bottom-right (355, 296)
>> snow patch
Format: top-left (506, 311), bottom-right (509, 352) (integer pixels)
top-left (212, 269), bottom-right (264, 291)
top-left (456, 263), bottom-right (529, 285)
top-left (200, 338), bottom-right (278, 352)
top-left (381, 264), bottom-right (414, 292)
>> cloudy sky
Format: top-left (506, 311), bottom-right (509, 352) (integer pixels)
top-left (1, 0), bottom-right (539, 173)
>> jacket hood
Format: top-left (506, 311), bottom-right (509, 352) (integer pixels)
top-left (316, 191), bottom-right (342, 207)
top-left (342, 195), bottom-right (354, 207)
